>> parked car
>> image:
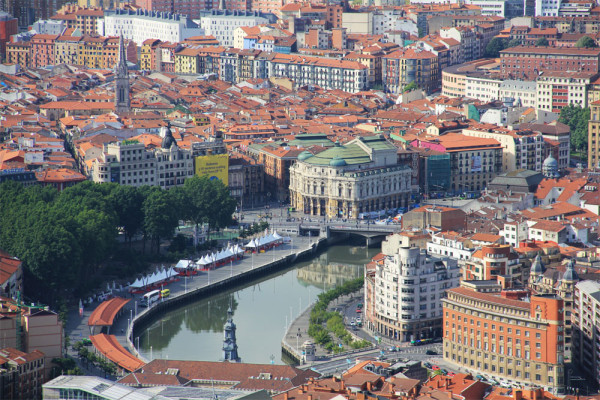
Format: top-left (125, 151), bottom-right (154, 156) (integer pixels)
top-left (432, 365), bottom-right (440, 371)
top-left (426, 349), bottom-right (437, 355)
top-left (424, 362), bottom-right (432, 369)
top-left (475, 375), bottom-right (485, 381)
top-left (447, 372), bottom-right (455, 377)
top-left (355, 308), bottom-right (362, 313)
top-left (440, 369), bottom-right (448, 375)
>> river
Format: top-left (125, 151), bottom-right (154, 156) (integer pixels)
top-left (136, 241), bottom-right (379, 364)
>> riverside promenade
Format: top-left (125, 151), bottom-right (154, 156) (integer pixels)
top-left (66, 234), bottom-right (324, 366)
top-left (281, 290), bottom-right (378, 371)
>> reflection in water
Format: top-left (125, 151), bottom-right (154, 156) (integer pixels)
top-left (137, 243), bottom-right (378, 364)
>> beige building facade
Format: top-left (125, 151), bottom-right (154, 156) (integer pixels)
top-left (289, 135), bottom-right (411, 219)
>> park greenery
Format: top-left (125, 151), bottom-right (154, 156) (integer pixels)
top-left (483, 38), bottom-right (523, 58)
top-left (559, 104), bottom-right (590, 154)
top-left (576, 36), bottom-right (598, 48)
top-left (308, 277), bottom-right (372, 354)
top-left (239, 221), bottom-right (271, 239)
top-left (535, 37), bottom-right (549, 47)
top-left (0, 176), bottom-right (236, 305)
top-left (72, 341), bottom-right (117, 377)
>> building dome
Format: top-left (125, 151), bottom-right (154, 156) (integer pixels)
top-left (530, 254), bottom-right (545, 275)
top-left (298, 151), bottom-right (313, 161)
top-left (542, 154), bottom-right (559, 178)
top-left (329, 156), bottom-right (347, 167)
top-left (562, 259), bottom-right (579, 282)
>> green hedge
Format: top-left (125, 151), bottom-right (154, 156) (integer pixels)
top-left (307, 277), bottom-right (371, 352)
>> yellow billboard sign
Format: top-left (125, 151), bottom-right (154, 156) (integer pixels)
top-left (195, 154), bottom-right (229, 185)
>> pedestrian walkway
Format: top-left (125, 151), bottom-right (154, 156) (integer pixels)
top-left (66, 235), bottom-right (321, 370)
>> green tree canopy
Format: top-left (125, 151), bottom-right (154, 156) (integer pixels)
top-left (535, 37), bottom-right (549, 46)
top-left (559, 104), bottom-right (590, 152)
top-left (484, 37), bottom-right (507, 58)
top-left (143, 188), bottom-right (179, 253)
top-left (109, 184), bottom-right (145, 244)
top-left (506, 38), bottom-right (523, 48)
top-left (576, 36), bottom-right (598, 48)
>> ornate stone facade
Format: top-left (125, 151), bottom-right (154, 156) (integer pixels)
top-left (289, 135), bottom-right (411, 219)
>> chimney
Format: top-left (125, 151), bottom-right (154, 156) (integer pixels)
top-left (445, 378), bottom-right (449, 390)
top-left (367, 381), bottom-right (373, 391)
top-left (284, 392), bottom-right (289, 400)
top-left (341, 380), bottom-right (345, 390)
top-left (308, 395), bottom-right (313, 400)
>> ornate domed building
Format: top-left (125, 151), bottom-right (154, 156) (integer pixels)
top-left (289, 135), bottom-right (412, 219)
top-left (542, 154), bottom-right (559, 179)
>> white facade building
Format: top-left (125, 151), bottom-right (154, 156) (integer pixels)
top-left (465, 74), bottom-right (502, 103)
top-left (91, 127), bottom-right (194, 188)
top-left (427, 232), bottom-right (475, 261)
top-left (104, 9), bottom-right (204, 46)
top-left (536, 0), bottom-right (562, 16)
top-left (572, 280), bottom-right (600, 387)
top-left (536, 72), bottom-right (595, 114)
top-left (368, 243), bottom-right (459, 342)
top-left (199, 11), bottom-right (270, 47)
top-left (499, 80), bottom-right (537, 109)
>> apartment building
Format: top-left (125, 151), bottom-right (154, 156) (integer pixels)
top-left (50, 7), bottom-right (104, 35)
top-left (8, 33), bottom-right (137, 69)
top-left (572, 280), bottom-right (600, 387)
top-left (30, 34), bottom-right (58, 68)
top-left (463, 244), bottom-right (521, 281)
top-left (464, 74), bottom-right (501, 103)
top-left (529, 258), bottom-right (579, 355)
top-left (443, 281), bottom-right (565, 394)
top-left (383, 48), bottom-right (439, 94)
top-left (54, 30), bottom-right (83, 66)
top-left (499, 80), bottom-right (537, 109)
top-left (589, 100), bottom-right (600, 169)
top-left (135, 0), bottom-right (220, 19)
top-left (500, 46), bottom-right (600, 79)
top-left (462, 126), bottom-right (544, 173)
top-left (199, 10), bottom-right (270, 48)
top-left (411, 133), bottom-right (503, 193)
top-left (365, 242), bottom-right (459, 341)
top-left (91, 129), bottom-right (194, 188)
top-left (0, 348), bottom-right (45, 400)
top-left (427, 231), bottom-right (476, 261)
top-left (536, 71), bottom-right (598, 113)
top-left (6, 42), bottom-right (30, 68)
top-left (104, 9), bottom-right (204, 46)
top-left (270, 53), bottom-right (368, 93)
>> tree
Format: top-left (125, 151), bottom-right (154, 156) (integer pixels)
top-left (484, 37), bottom-right (507, 58)
top-left (402, 81), bottom-right (418, 93)
top-left (559, 104), bottom-right (590, 152)
top-left (576, 36), bottom-right (597, 48)
top-left (183, 176), bottom-right (236, 243)
top-left (143, 188), bottom-right (179, 253)
top-left (109, 185), bottom-right (144, 245)
top-left (535, 37), bottom-right (549, 46)
top-left (506, 38), bottom-right (523, 48)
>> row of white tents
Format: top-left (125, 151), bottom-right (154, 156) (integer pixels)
top-left (129, 266), bottom-right (178, 289)
top-left (244, 231), bottom-right (284, 250)
top-left (197, 244), bottom-right (245, 268)
top-left (129, 231), bottom-right (287, 291)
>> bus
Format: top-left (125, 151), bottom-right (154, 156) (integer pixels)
top-left (141, 290), bottom-right (161, 307)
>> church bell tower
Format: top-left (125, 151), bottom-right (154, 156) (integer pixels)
top-left (114, 33), bottom-right (131, 114)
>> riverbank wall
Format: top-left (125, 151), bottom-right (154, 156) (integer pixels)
top-left (126, 237), bottom-right (329, 362)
